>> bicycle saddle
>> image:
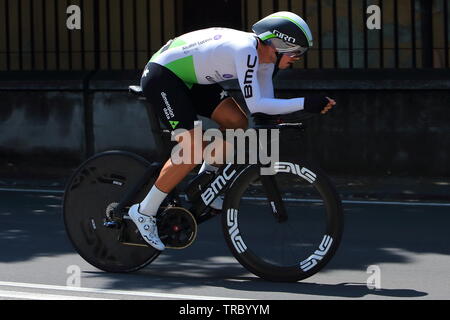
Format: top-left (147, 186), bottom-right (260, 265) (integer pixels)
top-left (128, 85), bottom-right (145, 98)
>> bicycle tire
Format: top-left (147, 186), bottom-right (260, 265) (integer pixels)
top-left (221, 162), bottom-right (343, 282)
top-left (63, 151), bottom-right (161, 273)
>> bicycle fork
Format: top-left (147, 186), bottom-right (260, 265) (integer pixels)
top-left (259, 174), bottom-right (288, 223)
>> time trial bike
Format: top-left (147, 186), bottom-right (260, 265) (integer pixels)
top-left (63, 85), bottom-right (344, 282)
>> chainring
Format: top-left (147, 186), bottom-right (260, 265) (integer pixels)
top-left (157, 207), bottom-right (197, 249)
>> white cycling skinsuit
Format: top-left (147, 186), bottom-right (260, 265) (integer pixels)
top-left (148, 27), bottom-right (305, 115)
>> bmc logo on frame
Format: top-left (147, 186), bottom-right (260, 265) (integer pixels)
top-left (201, 164), bottom-right (237, 206)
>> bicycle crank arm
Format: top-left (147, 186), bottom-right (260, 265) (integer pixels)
top-left (112, 162), bottom-right (163, 219)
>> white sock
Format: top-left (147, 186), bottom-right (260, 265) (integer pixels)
top-left (139, 185), bottom-right (168, 216)
top-left (199, 161), bottom-right (219, 174)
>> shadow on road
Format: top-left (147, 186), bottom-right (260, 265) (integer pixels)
top-left (220, 279), bottom-right (428, 298)
top-left (81, 270), bottom-right (427, 299)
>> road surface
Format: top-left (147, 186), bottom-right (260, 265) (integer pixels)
top-left (0, 186), bottom-right (449, 300)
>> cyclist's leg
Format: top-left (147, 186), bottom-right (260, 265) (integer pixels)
top-left (210, 97), bottom-right (249, 166)
top-left (190, 86), bottom-right (249, 210)
top-left (131, 127), bottom-right (207, 250)
top-left (151, 101), bottom-right (250, 194)
top-left (138, 62), bottom-right (202, 215)
top-left (129, 63), bottom-right (207, 250)
top-left (152, 129), bottom-right (207, 193)
top-left (210, 97), bottom-right (248, 130)
top-left (191, 85), bottom-right (248, 168)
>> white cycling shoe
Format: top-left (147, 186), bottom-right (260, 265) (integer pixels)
top-left (128, 204), bottom-right (165, 251)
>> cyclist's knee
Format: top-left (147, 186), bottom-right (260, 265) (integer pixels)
top-left (231, 115), bottom-right (248, 130)
top-left (221, 114), bottom-right (248, 130)
top-left (212, 99), bottom-right (248, 130)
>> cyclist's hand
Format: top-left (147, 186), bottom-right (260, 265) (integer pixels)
top-left (278, 54), bottom-right (301, 69)
top-left (321, 97), bottom-right (336, 114)
top-left (303, 95), bottom-right (336, 114)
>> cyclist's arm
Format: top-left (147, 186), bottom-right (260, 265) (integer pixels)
top-left (234, 47), bottom-right (304, 115)
top-left (257, 63), bottom-right (275, 98)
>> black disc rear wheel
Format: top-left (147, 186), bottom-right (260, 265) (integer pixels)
top-left (63, 151), bottom-right (160, 273)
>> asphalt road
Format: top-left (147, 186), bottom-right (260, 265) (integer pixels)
top-left (0, 186), bottom-right (449, 301)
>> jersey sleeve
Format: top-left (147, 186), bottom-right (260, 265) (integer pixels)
top-left (257, 63), bottom-right (275, 98)
top-left (234, 46), bottom-right (304, 115)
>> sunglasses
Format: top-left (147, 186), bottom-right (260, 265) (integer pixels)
top-left (268, 39), bottom-right (308, 57)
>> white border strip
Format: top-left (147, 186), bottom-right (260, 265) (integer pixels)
top-left (0, 289), bottom-right (111, 300)
top-left (0, 281), bottom-right (246, 300)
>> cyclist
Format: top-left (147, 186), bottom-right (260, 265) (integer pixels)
top-left (128, 11), bottom-right (336, 250)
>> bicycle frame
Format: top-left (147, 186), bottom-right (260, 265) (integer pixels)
top-left (187, 163), bottom-right (249, 224)
top-left (110, 141), bottom-right (296, 227)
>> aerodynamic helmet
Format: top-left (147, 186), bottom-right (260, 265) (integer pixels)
top-left (252, 11), bottom-right (313, 56)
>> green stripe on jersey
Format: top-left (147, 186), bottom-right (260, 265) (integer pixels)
top-left (169, 37), bottom-right (187, 49)
top-left (165, 55), bottom-right (197, 88)
top-left (150, 37), bottom-right (187, 62)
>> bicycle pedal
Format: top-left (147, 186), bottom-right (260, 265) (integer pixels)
top-left (117, 218), bottom-right (148, 247)
top-left (103, 220), bottom-right (122, 229)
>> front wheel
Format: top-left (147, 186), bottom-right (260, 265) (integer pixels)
top-left (222, 162), bottom-right (343, 282)
top-left (63, 151), bottom-right (161, 273)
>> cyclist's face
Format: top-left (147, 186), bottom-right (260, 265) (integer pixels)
top-left (258, 39), bottom-right (278, 64)
top-left (268, 46), bottom-right (278, 63)
top-left (265, 43), bottom-right (278, 63)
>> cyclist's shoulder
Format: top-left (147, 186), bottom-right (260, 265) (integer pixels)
top-left (180, 27), bottom-right (254, 42)
top-left (173, 28), bottom-right (257, 57)
top-left (214, 29), bottom-right (258, 53)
